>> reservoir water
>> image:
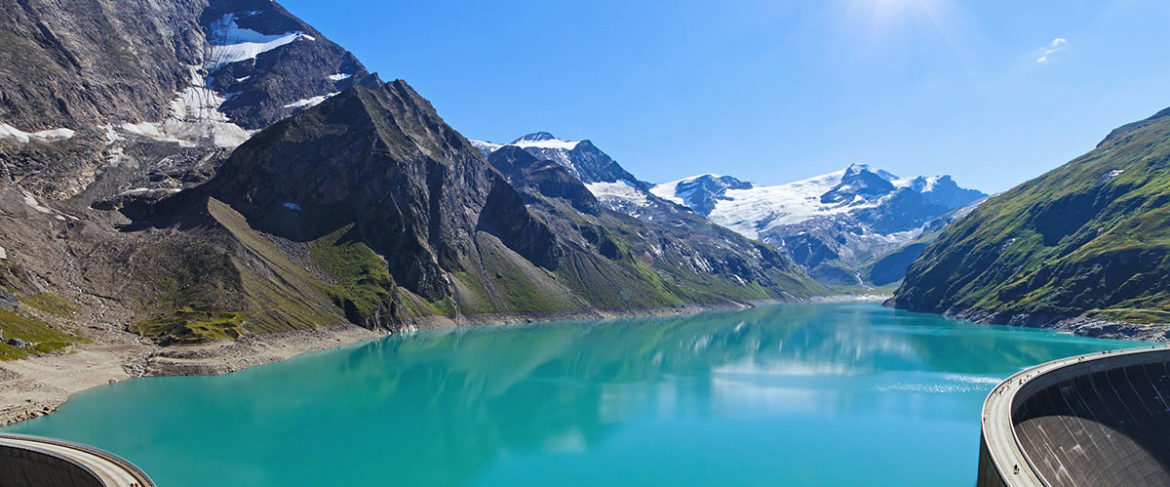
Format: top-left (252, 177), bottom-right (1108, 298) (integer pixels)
top-left (2, 303), bottom-right (1139, 486)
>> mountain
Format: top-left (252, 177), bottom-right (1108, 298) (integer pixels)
top-left (652, 165), bottom-right (987, 286)
top-left (0, 0), bottom-right (370, 201)
top-left (118, 81), bottom-right (820, 341)
top-left (472, 133), bottom-right (655, 216)
top-left (472, 134), bottom-right (824, 297)
top-left (0, 0), bottom-right (822, 360)
top-left (480, 146), bottom-right (820, 303)
top-left (891, 108), bottom-right (1170, 336)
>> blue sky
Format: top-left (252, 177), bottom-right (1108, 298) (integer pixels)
top-left (280, 0), bottom-right (1170, 193)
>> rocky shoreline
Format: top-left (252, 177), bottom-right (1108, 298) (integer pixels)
top-left (0, 298), bottom-right (782, 426)
top-left (944, 308), bottom-right (1170, 342)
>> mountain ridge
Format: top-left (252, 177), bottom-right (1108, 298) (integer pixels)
top-left (651, 164), bottom-right (986, 285)
top-left (891, 107), bottom-right (1170, 338)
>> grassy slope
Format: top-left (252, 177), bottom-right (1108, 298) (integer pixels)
top-left (894, 108), bottom-right (1170, 323)
top-left (135, 196), bottom-right (818, 344)
top-left (132, 199), bottom-right (346, 342)
top-left (0, 306), bottom-right (79, 360)
top-left (0, 266), bottom-right (83, 360)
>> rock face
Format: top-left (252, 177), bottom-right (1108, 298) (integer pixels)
top-left (482, 145), bottom-right (819, 305)
top-left (652, 164), bottom-right (987, 286)
top-left (202, 81), bottom-right (559, 303)
top-left (0, 0), bottom-right (369, 200)
top-left (473, 134), bottom-right (822, 299)
top-left (892, 108), bottom-right (1170, 328)
top-left (474, 133), bottom-right (654, 216)
top-left (486, 146), bottom-right (601, 215)
top-left (198, 0), bottom-right (369, 130)
top-left (120, 80), bottom-right (821, 337)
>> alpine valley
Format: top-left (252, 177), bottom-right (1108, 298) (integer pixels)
top-left (0, 0), bottom-right (830, 422)
top-left (1, 0), bottom-right (1163, 433)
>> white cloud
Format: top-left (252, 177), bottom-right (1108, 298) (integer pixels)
top-left (1036, 37), bottom-right (1068, 63)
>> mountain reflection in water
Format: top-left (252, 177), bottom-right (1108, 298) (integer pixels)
top-left (3, 303), bottom-right (1137, 487)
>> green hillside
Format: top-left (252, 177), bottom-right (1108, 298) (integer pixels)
top-left (892, 108), bottom-right (1170, 325)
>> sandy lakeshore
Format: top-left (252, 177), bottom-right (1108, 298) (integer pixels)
top-left (0, 325), bottom-right (380, 426)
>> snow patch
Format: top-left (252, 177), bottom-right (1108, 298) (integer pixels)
top-left (283, 93), bottom-right (338, 109)
top-left (23, 193), bottom-right (54, 215)
top-left (204, 14), bottom-right (314, 72)
top-left (114, 187), bottom-right (181, 198)
top-left (20, 192), bottom-right (75, 221)
top-left (470, 139), bottom-right (504, 154)
top-left (585, 180), bottom-right (648, 206)
top-left (98, 124), bottom-right (123, 144)
top-left (0, 246), bottom-right (6, 260)
top-left (282, 202), bottom-right (302, 211)
top-left (116, 67), bottom-right (251, 148)
top-left (511, 138), bottom-right (580, 150)
top-left (0, 123), bottom-right (75, 144)
top-left (327, 73), bottom-right (353, 81)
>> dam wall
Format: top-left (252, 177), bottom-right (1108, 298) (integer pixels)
top-left (0, 442), bottom-right (104, 487)
top-left (978, 347), bottom-right (1170, 487)
top-left (0, 434), bottom-right (154, 487)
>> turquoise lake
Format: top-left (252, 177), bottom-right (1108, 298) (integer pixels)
top-left (2, 303), bottom-right (1141, 486)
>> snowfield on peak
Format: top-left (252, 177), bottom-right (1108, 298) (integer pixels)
top-left (585, 180), bottom-right (649, 207)
top-left (283, 93), bottom-right (339, 109)
top-left (510, 137), bottom-right (580, 150)
top-left (204, 14), bottom-right (315, 72)
top-left (653, 168), bottom-right (875, 239)
top-left (652, 164), bottom-right (986, 285)
top-left (471, 139), bottom-right (504, 154)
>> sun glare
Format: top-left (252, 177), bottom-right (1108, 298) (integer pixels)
top-left (847, 0), bottom-right (950, 36)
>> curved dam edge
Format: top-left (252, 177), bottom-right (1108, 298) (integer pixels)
top-left (977, 345), bottom-right (1170, 487)
top-left (0, 433), bottom-right (154, 487)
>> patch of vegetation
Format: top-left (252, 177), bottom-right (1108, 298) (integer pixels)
top-left (1088, 308), bottom-right (1170, 325)
top-left (206, 198), bottom-right (347, 332)
top-left (0, 307), bottom-right (77, 360)
top-left (19, 292), bottom-right (78, 318)
top-left (310, 226), bottom-right (400, 326)
top-left (134, 239), bottom-right (244, 318)
top-left (132, 308), bottom-right (244, 344)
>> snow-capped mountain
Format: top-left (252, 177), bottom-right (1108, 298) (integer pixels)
top-left (0, 0), bottom-right (372, 201)
top-left (473, 133), bottom-right (653, 215)
top-left (652, 164), bottom-right (986, 285)
top-left (474, 133), bottom-right (983, 287)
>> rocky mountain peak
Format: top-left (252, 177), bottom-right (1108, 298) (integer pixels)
top-left (190, 80), bottom-right (558, 301)
top-left (513, 132), bottom-right (561, 143)
top-left (821, 164), bottom-right (896, 204)
top-left (654, 174), bottom-right (753, 216)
